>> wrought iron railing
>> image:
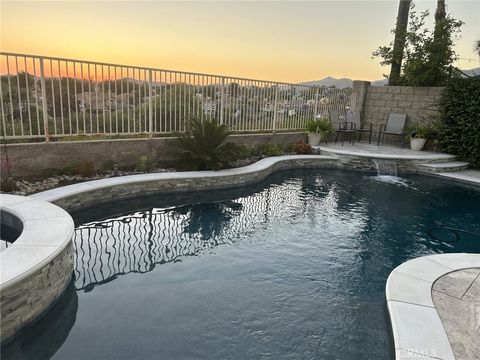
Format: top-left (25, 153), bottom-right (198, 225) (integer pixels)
top-left (72, 183), bottom-right (301, 291)
top-left (1, 52), bottom-right (352, 141)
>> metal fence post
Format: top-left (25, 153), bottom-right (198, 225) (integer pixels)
top-left (39, 58), bottom-right (49, 142)
top-left (272, 86), bottom-right (278, 132)
top-left (314, 87), bottom-right (320, 118)
top-left (148, 69), bottom-right (153, 137)
top-left (219, 77), bottom-right (225, 124)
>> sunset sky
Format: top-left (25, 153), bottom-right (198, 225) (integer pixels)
top-left (1, 1), bottom-right (479, 83)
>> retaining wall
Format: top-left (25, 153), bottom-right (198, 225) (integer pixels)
top-left (2, 132), bottom-right (307, 179)
top-left (32, 156), bottom-right (338, 212)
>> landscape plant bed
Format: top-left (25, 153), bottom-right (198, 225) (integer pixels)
top-left (2, 153), bottom-right (310, 196)
top-left (1, 136), bottom-right (316, 195)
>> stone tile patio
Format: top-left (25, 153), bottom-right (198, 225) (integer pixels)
top-left (432, 268), bottom-right (480, 360)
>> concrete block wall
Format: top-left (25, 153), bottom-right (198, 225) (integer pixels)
top-left (353, 81), bottom-right (443, 144)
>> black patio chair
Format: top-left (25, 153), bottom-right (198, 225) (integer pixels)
top-left (377, 113), bottom-right (407, 146)
top-left (350, 112), bottom-right (373, 144)
top-left (331, 111), bottom-right (355, 146)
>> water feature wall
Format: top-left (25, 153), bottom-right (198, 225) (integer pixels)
top-left (372, 159), bottom-right (398, 176)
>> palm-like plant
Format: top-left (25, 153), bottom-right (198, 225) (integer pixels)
top-left (177, 117), bottom-right (231, 170)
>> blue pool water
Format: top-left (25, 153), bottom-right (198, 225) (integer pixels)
top-left (3, 169), bottom-right (480, 360)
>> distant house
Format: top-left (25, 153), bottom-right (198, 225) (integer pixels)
top-left (262, 102), bottom-right (275, 112)
top-left (203, 99), bottom-right (216, 115)
top-left (75, 91), bottom-right (127, 111)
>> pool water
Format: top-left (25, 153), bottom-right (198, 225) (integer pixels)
top-left (3, 169), bottom-right (480, 360)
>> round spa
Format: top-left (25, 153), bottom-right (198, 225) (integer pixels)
top-left (0, 195), bottom-right (74, 346)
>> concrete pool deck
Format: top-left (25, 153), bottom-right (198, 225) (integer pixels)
top-left (387, 254), bottom-right (480, 360)
top-left (315, 143), bottom-right (456, 161)
top-left (314, 143), bottom-right (480, 186)
top-left (432, 268), bottom-right (480, 360)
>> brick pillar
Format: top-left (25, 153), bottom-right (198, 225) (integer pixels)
top-left (352, 80), bottom-right (370, 122)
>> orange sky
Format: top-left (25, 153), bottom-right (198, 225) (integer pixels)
top-left (1, 1), bottom-right (479, 83)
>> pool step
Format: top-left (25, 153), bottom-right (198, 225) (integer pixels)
top-left (436, 169), bottom-right (480, 186)
top-left (418, 161), bottom-right (470, 173)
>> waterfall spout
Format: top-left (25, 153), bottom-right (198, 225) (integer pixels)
top-left (372, 159), bottom-right (397, 176)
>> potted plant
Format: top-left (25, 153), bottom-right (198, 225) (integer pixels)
top-left (407, 123), bottom-right (430, 151)
top-left (305, 118), bottom-right (333, 145)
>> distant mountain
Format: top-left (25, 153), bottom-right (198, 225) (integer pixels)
top-left (371, 78), bottom-right (388, 87)
top-left (371, 67), bottom-right (480, 86)
top-left (299, 77), bottom-right (353, 89)
top-left (456, 67), bottom-right (480, 77)
top-left (299, 67), bottom-right (480, 88)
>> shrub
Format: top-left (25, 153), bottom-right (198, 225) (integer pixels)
top-left (438, 78), bottom-right (480, 167)
top-left (136, 155), bottom-right (154, 173)
top-left (405, 123), bottom-right (436, 139)
top-left (101, 159), bottom-right (115, 172)
top-left (177, 117), bottom-right (231, 170)
top-left (221, 143), bottom-right (254, 163)
top-left (255, 143), bottom-right (285, 157)
top-left (292, 141), bottom-right (313, 154)
top-left (61, 165), bottom-right (76, 176)
top-left (41, 165), bottom-right (76, 178)
top-left (0, 177), bottom-right (17, 192)
top-left (305, 118), bottom-right (333, 135)
top-left (75, 161), bottom-right (96, 177)
top-left (41, 168), bottom-right (60, 178)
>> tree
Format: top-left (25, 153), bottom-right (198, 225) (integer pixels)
top-left (434, 0), bottom-right (446, 40)
top-left (388, 0), bottom-right (412, 85)
top-left (373, 4), bottom-right (463, 87)
top-left (475, 40), bottom-right (480, 56)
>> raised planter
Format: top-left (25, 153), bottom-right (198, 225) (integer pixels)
top-left (31, 155), bottom-right (339, 212)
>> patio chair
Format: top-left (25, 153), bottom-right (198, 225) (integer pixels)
top-left (331, 111), bottom-right (355, 146)
top-left (349, 112), bottom-right (373, 144)
top-left (377, 113), bottom-right (407, 146)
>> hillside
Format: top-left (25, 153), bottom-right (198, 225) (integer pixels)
top-left (299, 67), bottom-right (480, 88)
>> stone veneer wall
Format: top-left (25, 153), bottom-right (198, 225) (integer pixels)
top-left (0, 244), bottom-right (73, 344)
top-left (3, 132), bottom-right (307, 179)
top-left (334, 155), bottom-right (434, 174)
top-left (352, 81), bottom-right (443, 144)
top-left (48, 157), bottom-right (337, 212)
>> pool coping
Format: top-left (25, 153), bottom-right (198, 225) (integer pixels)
top-left (386, 253), bottom-right (480, 360)
top-left (30, 155), bottom-right (339, 205)
top-left (0, 194), bottom-right (74, 289)
top-left (316, 145), bottom-right (456, 161)
top-left (0, 194), bottom-right (75, 344)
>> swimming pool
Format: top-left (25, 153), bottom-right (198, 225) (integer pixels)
top-left (3, 169), bottom-right (480, 360)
